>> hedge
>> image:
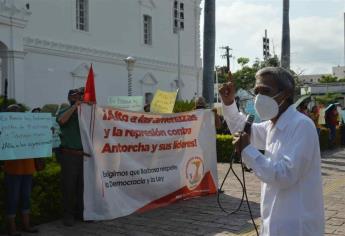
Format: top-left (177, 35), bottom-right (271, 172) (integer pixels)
top-left (173, 100), bottom-right (195, 113)
top-left (319, 126), bottom-right (343, 150)
top-left (216, 134), bottom-right (235, 163)
top-left (216, 126), bottom-right (344, 162)
top-left (0, 129), bottom-right (343, 232)
top-left (0, 158), bottom-right (62, 233)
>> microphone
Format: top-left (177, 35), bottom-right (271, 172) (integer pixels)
top-left (243, 114), bottom-right (255, 134)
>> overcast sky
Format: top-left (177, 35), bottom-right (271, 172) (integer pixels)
top-left (200, 0), bottom-right (345, 75)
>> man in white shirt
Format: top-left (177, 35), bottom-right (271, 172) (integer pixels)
top-left (219, 67), bottom-right (324, 236)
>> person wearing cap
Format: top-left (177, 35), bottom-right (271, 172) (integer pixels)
top-left (219, 67), bottom-right (324, 236)
top-left (4, 104), bottom-right (39, 235)
top-left (6, 104), bottom-right (22, 112)
top-left (57, 88), bottom-right (85, 226)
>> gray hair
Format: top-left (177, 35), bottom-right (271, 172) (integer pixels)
top-left (255, 67), bottom-right (295, 104)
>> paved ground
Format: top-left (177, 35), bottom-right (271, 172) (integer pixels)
top-left (7, 148), bottom-right (345, 236)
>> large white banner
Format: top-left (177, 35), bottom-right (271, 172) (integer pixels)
top-left (79, 104), bottom-right (218, 220)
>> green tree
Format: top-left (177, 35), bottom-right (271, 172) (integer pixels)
top-left (262, 55), bottom-right (280, 67)
top-left (237, 57), bottom-right (250, 67)
top-left (319, 75), bottom-right (338, 83)
top-left (232, 65), bottom-right (257, 91)
top-left (216, 56), bottom-right (284, 91)
top-left (315, 93), bottom-right (342, 105)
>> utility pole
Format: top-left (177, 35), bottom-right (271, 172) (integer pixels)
top-left (174, 0), bottom-right (185, 100)
top-left (221, 46), bottom-right (232, 72)
top-left (202, 0), bottom-right (215, 107)
top-left (281, 0), bottom-right (291, 69)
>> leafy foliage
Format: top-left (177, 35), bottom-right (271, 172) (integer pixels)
top-left (0, 128), bottom-right (340, 233)
top-left (173, 100), bottom-right (195, 113)
top-left (216, 56), bottom-right (283, 91)
top-left (315, 93), bottom-right (343, 105)
top-left (0, 97), bottom-right (29, 111)
top-left (42, 104), bottom-right (69, 116)
top-left (319, 75), bottom-right (339, 83)
top-left (0, 157), bottom-right (62, 233)
top-left (216, 135), bottom-right (234, 163)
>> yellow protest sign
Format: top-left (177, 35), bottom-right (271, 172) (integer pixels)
top-left (150, 89), bottom-right (178, 113)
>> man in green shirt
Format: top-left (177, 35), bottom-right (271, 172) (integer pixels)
top-left (57, 88), bottom-right (85, 227)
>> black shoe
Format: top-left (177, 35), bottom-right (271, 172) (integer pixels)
top-left (8, 231), bottom-right (21, 236)
top-left (63, 215), bottom-right (75, 227)
top-left (23, 228), bottom-right (39, 234)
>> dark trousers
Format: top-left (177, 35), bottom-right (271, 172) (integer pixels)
top-left (5, 174), bottom-right (33, 217)
top-left (59, 153), bottom-right (84, 219)
top-left (328, 125), bottom-right (336, 147)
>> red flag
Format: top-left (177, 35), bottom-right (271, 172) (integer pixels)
top-left (83, 64), bottom-right (96, 102)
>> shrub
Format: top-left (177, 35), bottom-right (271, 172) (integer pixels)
top-left (319, 128), bottom-right (329, 150)
top-left (0, 97), bottom-right (17, 109)
top-left (319, 126), bottom-right (343, 150)
top-left (0, 97), bottom-right (29, 112)
top-left (42, 103), bottom-right (69, 116)
top-left (173, 100), bottom-right (195, 113)
top-left (216, 134), bottom-right (234, 163)
top-left (30, 159), bottom-right (62, 225)
top-left (0, 157), bottom-right (62, 233)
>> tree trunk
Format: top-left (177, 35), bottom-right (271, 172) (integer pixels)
top-left (281, 0), bottom-right (290, 69)
top-left (202, 0), bottom-right (215, 106)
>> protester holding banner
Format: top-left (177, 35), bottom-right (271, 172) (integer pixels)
top-left (219, 67), bottom-right (324, 236)
top-left (4, 104), bottom-right (39, 236)
top-left (57, 88), bottom-right (85, 226)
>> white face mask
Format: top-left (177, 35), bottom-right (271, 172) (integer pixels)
top-left (254, 92), bottom-right (284, 121)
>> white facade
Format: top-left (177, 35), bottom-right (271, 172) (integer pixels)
top-left (299, 74), bottom-right (324, 84)
top-left (300, 83), bottom-right (345, 95)
top-left (0, 0), bottom-right (202, 108)
top-left (332, 66), bottom-right (345, 79)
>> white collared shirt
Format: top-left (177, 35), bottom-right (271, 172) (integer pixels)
top-left (223, 103), bottom-right (324, 236)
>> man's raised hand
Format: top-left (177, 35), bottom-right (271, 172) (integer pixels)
top-left (219, 71), bottom-right (236, 106)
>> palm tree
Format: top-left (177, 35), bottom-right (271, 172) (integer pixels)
top-left (202, 0), bottom-right (215, 106)
top-left (281, 0), bottom-right (290, 69)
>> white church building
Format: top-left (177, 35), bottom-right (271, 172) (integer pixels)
top-left (0, 0), bottom-right (202, 108)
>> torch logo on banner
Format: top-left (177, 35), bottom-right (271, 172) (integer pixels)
top-left (185, 156), bottom-right (204, 190)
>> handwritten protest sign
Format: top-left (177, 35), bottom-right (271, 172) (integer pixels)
top-left (0, 113), bottom-right (52, 160)
top-left (107, 96), bottom-right (144, 111)
top-left (79, 104), bottom-right (218, 220)
top-left (150, 89), bottom-right (178, 113)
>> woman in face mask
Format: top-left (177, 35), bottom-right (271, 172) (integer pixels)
top-left (219, 67), bottom-right (324, 236)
